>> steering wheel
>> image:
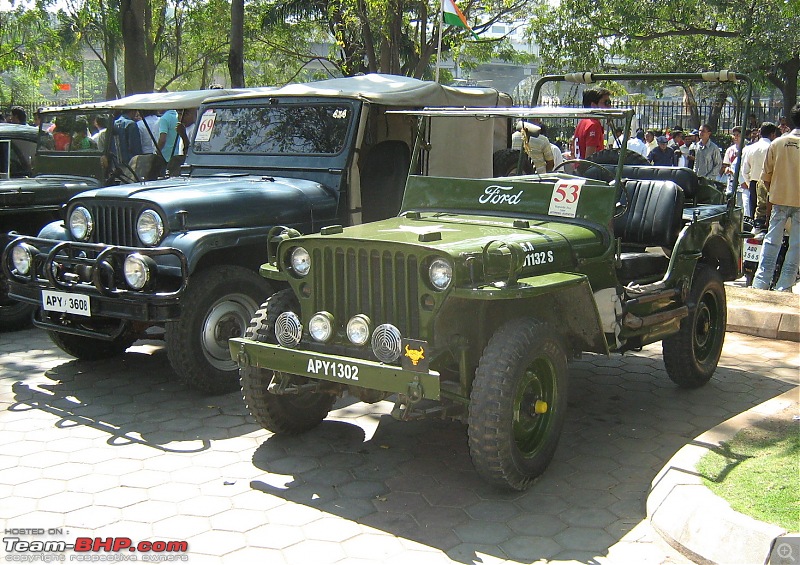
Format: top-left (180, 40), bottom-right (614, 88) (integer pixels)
top-left (553, 159), bottom-right (615, 183)
top-left (105, 154), bottom-right (142, 184)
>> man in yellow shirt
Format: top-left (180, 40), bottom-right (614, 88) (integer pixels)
top-left (753, 103), bottom-right (800, 291)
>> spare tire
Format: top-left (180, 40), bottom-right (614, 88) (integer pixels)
top-left (493, 149), bottom-right (534, 177)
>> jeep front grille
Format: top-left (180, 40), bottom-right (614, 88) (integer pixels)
top-left (311, 246), bottom-right (420, 337)
top-left (84, 202), bottom-right (144, 247)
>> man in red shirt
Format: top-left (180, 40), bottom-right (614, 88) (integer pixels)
top-left (572, 88), bottom-right (612, 159)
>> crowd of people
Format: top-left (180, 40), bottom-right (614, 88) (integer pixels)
top-left (558, 88), bottom-right (798, 293)
top-left (1, 103), bottom-right (198, 177)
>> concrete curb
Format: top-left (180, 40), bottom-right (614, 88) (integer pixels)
top-left (647, 388), bottom-right (797, 565)
top-left (725, 284), bottom-right (799, 342)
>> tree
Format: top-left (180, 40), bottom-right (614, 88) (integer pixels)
top-left (0, 4), bottom-right (82, 95)
top-left (228, 0), bottom-right (244, 86)
top-left (62, 0), bottom-right (123, 99)
top-left (527, 0), bottom-right (799, 115)
top-left (259, 0), bottom-right (533, 80)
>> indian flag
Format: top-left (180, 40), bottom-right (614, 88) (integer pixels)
top-left (442, 0), bottom-right (479, 39)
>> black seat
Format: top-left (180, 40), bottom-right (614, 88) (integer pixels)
top-left (614, 179), bottom-right (685, 284)
top-left (619, 166), bottom-right (700, 200)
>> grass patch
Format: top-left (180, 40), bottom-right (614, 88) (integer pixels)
top-left (696, 412), bottom-right (800, 532)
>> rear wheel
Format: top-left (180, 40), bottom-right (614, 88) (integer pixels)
top-left (166, 266), bottom-right (271, 395)
top-left (468, 318), bottom-right (568, 491)
top-left (662, 264), bottom-right (726, 388)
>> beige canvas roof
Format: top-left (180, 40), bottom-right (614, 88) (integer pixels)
top-left (207, 74), bottom-right (511, 108)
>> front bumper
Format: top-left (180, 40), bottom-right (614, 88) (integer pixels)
top-left (229, 337), bottom-right (442, 400)
top-left (3, 236), bottom-right (188, 324)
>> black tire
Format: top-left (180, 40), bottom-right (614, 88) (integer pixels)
top-left (588, 148), bottom-right (649, 166)
top-left (0, 270), bottom-right (34, 331)
top-left (493, 149), bottom-right (534, 177)
top-left (48, 329), bottom-right (135, 360)
top-left (240, 289), bottom-right (335, 434)
top-left (468, 318), bottom-right (568, 491)
top-left (662, 264), bottom-right (726, 388)
top-left (166, 266), bottom-right (272, 395)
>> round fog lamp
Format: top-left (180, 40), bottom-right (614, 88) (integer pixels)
top-left (290, 247), bottom-right (311, 276)
top-left (309, 312), bottom-right (334, 342)
top-left (428, 258), bottom-right (453, 290)
top-left (346, 314), bottom-right (371, 346)
top-left (123, 254), bottom-right (152, 290)
top-left (11, 244), bottom-right (34, 275)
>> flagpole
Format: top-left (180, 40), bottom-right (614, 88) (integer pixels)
top-left (435, 0), bottom-right (444, 83)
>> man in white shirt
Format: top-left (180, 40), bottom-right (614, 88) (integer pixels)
top-left (627, 130), bottom-right (649, 158)
top-left (741, 122), bottom-right (779, 222)
top-left (138, 111), bottom-right (160, 155)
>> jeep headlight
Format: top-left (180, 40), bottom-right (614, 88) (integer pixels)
top-left (11, 243), bottom-right (35, 275)
top-left (69, 206), bottom-right (93, 241)
top-left (309, 312), bottom-right (334, 342)
top-left (290, 247), bottom-right (311, 276)
top-left (137, 209), bottom-right (164, 247)
top-left (346, 314), bottom-right (371, 346)
top-left (123, 254), bottom-right (155, 290)
top-left (428, 258), bottom-right (453, 290)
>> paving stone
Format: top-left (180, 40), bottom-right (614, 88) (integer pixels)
top-left (2, 327), bottom-right (792, 564)
top-left (341, 532), bottom-right (405, 560)
top-left (453, 520), bottom-right (512, 545)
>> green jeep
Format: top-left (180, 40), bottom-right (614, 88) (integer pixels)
top-left (230, 72), bottom-right (746, 490)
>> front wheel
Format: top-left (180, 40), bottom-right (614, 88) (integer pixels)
top-left (48, 329), bottom-right (136, 360)
top-left (166, 266), bottom-right (272, 395)
top-left (662, 264), bottom-right (726, 388)
top-left (0, 271), bottom-right (34, 331)
top-left (240, 290), bottom-right (335, 434)
top-left (468, 318), bottom-right (568, 491)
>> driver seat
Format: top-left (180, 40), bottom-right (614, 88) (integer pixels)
top-left (614, 179), bottom-right (685, 284)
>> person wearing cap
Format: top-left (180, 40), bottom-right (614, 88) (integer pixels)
top-left (511, 121), bottom-right (554, 173)
top-left (648, 136), bottom-right (676, 166)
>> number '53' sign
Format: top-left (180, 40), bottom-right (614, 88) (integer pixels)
top-left (548, 179), bottom-right (585, 218)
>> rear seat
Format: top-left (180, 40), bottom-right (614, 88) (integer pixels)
top-left (614, 179), bottom-right (685, 284)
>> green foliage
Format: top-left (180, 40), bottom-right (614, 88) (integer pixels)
top-left (258, 0), bottom-right (535, 80)
top-left (527, 0), bottom-right (799, 110)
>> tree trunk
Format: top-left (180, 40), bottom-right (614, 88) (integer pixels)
top-left (120, 0), bottom-right (155, 94)
top-left (780, 55), bottom-right (798, 118)
top-left (228, 0), bottom-right (245, 88)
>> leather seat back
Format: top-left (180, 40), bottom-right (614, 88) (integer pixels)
top-left (614, 179), bottom-right (685, 248)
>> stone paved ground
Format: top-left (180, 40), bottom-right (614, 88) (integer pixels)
top-left (0, 328), bottom-right (797, 564)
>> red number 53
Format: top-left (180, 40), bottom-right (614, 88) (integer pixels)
top-left (554, 183), bottom-right (580, 204)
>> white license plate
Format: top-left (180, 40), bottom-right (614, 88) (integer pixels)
top-left (42, 290), bottom-right (91, 317)
top-left (743, 242), bottom-right (761, 263)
